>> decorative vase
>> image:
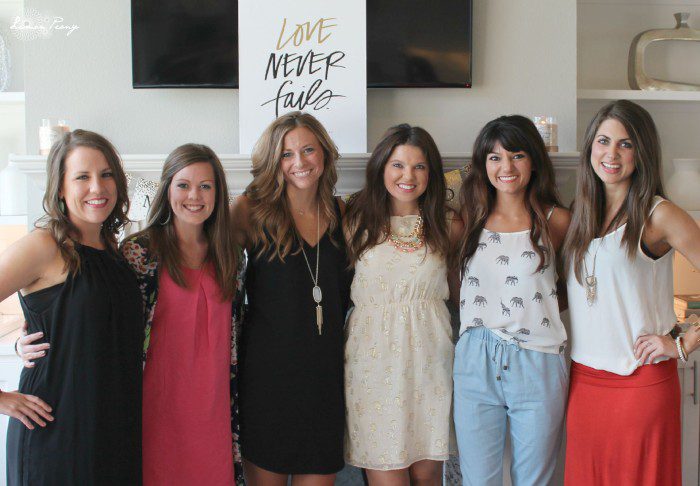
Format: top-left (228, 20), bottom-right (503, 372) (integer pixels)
top-left (0, 33), bottom-right (10, 92)
top-left (628, 12), bottom-right (700, 91)
top-left (666, 158), bottom-right (700, 211)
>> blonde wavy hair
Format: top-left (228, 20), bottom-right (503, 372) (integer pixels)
top-left (246, 111), bottom-right (340, 260)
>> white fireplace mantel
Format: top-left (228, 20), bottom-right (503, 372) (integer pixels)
top-left (8, 152), bottom-right (580, 226)
top-left (10, 152), bottom-right (580, 195)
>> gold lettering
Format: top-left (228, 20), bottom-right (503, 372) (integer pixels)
top-left (275, 16), bottom-right (339, 50)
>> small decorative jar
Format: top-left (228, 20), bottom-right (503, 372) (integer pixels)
top-left (532, 115), bottom-right (558, 152)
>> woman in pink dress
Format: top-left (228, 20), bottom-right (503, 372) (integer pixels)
top-left (121, 144), bottom-right (244, 485)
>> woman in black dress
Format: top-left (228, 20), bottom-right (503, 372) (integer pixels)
top-left (232, 111), bottom-right (352, 486)
top-left (0, 130), bottom-right (143, 485)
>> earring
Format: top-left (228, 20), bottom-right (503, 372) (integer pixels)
top-left (160, 209), bottom-right (171, 226)
top-left (58, 199), bottom-right (66, 215)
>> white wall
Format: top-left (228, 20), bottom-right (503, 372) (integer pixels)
top-left (22, 0), bottom-right (577, 155)
top-left (0, 0), bottom-right (25, 173)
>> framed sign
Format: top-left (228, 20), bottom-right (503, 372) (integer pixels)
top-left (238, 0), bottom-right (367, 154)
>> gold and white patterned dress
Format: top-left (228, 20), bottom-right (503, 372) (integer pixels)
top-left (344, 215), bottom-right (454, 470)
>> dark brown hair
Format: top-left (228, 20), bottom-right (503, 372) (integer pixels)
top-left (563, 100), bottom-right (665, 284)
top-left (132, 144), bottom-right (239, 300)
top-left (37, 129), bottom-right (129, 274)
top-left (246, 111), bottom-right (340, 260)
top-left (457, 115), bottom-right (562, 277)
top-left (344, 124), bottom-right (449, 265)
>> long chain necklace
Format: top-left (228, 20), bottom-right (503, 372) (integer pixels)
top-left (584, 216), bottom-right (622, 306)
top-left (583, 241), bottom-right (601, 306)
top-left (388, 214), bottom-right (425, 253)
top-left (298, 203), bottom-right (323, 335)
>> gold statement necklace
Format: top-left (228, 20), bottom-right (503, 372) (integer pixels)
top-left (388, 213), bottom-right (425, 253)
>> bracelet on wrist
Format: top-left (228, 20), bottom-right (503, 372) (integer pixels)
top-left (13, 337), bottom-right (21, 359)
top-left (676, 336), bottom-right (688, 363)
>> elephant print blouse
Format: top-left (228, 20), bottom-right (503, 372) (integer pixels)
top-left (459, 227), bottom-right (567, 355)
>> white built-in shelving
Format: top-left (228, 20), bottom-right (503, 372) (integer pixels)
top-left (0, 92), bottom-right (24, 104)
top-left (578, 89), bottom-right (700, 102)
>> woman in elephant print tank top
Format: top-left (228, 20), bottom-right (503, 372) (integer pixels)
top-left (454, 115), bottom-right (571, 485)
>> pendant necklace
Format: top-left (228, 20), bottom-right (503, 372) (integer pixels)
top-left (298, 202), bottom-right (323, 335)
top-left (583, 241), bottom-right (601, 306)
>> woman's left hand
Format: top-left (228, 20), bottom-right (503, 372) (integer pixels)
top-left (634, 334), bottom-right (678, 364)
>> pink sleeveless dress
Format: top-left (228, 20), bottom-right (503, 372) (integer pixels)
top-left (142, 264), bottom-right (234, 485)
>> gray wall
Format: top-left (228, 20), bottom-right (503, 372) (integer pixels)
top-left (24, 0), bottom-right (576, 155)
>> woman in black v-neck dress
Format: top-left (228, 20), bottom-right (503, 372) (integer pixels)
top-left (240, 198), bottom-right (350, 474)
top-left (1, 130), bottom-right (143, 485)
top-left (232, 112), bottom-right (352, 484)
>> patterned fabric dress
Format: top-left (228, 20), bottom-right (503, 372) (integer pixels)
top-left (344, 215), bottom-right (454, 470)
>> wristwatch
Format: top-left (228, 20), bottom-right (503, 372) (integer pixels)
top-left (669, 324), bottom-right (682, 340)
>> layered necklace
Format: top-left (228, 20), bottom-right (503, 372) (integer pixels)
top-left (388, 213), bottom-right (425, 253)
top-left (297, 202), bottom-right (324, 335)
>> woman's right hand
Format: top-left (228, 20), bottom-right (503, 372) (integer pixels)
top-left (17, 321), bottom-right (49, 368)
top-left (0, 391), bottom-right (53, 429)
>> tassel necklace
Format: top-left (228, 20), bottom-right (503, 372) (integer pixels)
top-left (298, 203), bottom-right (323, 335)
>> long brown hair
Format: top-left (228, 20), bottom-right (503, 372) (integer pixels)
top-left (37, 129), bottom-right (130, 274)
top-left (132, 144), bottom-right (239, 300)
top-left (246, 111), bottom-right (340, 260)
top-left (563, 100), bottom-right (665, 284)
top-left (344, 124), bottom-right (449, 265)
top-left (457, 115), bottom-right (561, 277)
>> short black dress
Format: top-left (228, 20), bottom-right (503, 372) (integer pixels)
top-left (239, 201), bottom-right (352, 474)
top-left (6, 243), bottom-right (144, 486)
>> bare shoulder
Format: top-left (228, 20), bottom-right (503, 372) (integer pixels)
top-left (0, 229), bottom-right (63, 298)
top-left (646, 198), bottom-right (697, 241)
top-left (547, 207), bottom-right (571, 250)
top-left (14, 229), bottom-right (61, 261)
top-left (649, 198), bottom-right (686, 225)
top-left (548, 207), bottom-right (571, 234)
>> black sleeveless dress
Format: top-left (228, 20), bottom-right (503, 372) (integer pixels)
top-left (6, 244), bottom-right (144, 486)
top-left (239, 200), bottom-right (352, 474)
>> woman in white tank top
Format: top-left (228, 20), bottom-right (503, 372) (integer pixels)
top-left (453, 115), bottom-right (571, 485)
top-left (562, 100), bottom-right (700, 486)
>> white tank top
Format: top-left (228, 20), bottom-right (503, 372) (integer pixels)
top-left (567, 196), bottom-right (676, 375)
top-left (459, 213), bottom-right (567, 354)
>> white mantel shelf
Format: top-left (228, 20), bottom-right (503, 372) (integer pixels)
top-left (9, 152), bottom-right (580, 194)
top-left (0, 92), bottom-right (25, 104)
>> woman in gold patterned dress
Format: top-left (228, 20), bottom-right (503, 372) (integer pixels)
top-left (343, 124), bottom-right (462, 485)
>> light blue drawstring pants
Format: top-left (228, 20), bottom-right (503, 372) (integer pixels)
top-left (453, 326), bottom-right (568, 486)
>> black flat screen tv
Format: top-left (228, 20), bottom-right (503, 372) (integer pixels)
top-left (131, 1), bottom-right (472, 89)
